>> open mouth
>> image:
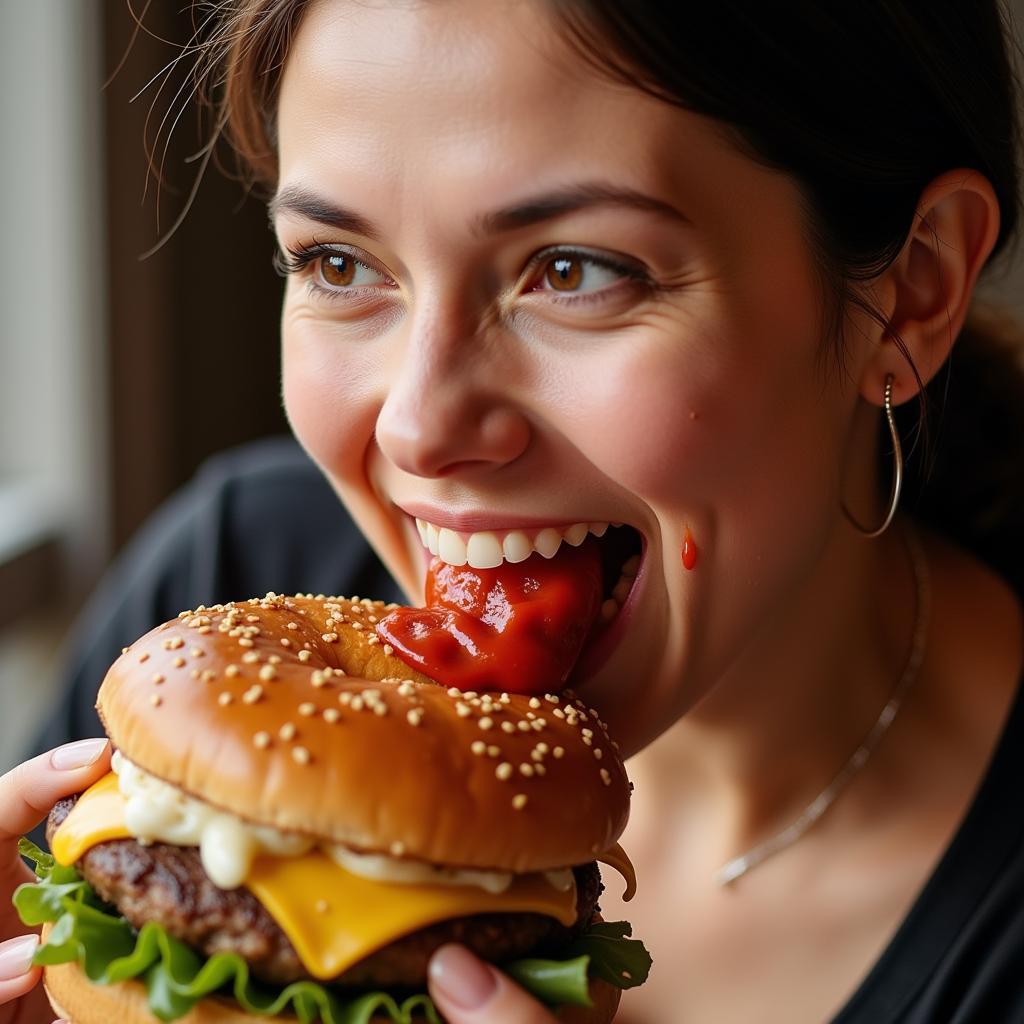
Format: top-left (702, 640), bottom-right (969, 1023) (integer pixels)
top-left (375, 517), bottom-right (644, 694)
top-left (414, 517), bottom-right (644, 622)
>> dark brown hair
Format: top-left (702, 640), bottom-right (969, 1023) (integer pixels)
top-left (195, 0), bottom-right (1024, 593)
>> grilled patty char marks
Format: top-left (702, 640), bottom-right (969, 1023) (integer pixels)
top-left (47, 796), bottom-right (602, 987)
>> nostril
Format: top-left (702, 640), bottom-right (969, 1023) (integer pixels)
top-left (376, 399), bottom-right (530, 479)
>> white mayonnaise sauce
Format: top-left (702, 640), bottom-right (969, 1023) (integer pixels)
top-left (111, 752), bottom-right (569, 894)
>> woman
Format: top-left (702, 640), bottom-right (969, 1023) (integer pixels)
top-left (3, 1), bottom-right (1024, 1021)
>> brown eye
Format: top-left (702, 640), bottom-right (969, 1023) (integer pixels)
top-left (544, 256), bottom-right (584, 291)
top-left (319, 253), bottom-right (356, 287)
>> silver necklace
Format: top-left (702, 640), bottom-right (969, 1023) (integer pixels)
top-left (715, 525), bottom-right (932, 886)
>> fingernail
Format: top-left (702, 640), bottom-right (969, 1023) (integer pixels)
top-left (429, 944), bottom-right (497, 1010)
top-left (50, 738), bottom-right (108, 771)
top-left (0, 934), bottom-right (39, 981)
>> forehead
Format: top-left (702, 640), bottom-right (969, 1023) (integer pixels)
top-left (275, 0), bottom-right (726, 224)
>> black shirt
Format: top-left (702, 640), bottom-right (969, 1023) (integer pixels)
top-left (31, 438), bottom-right (1024, 1024)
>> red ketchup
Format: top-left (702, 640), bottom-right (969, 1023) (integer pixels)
top-left (376, 538), bottom-right (603, 694)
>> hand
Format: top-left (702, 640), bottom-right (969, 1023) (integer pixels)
top-left (0, 739), bottom-right (111, 1024)
top-left (428, 945), bottom-right (562, 1024)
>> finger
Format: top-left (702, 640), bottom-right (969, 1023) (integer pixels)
top-left (0, 740), bottom-right (110, 885)
top-left (428, 944), bottom-right (559, 1024)
top-left (0, 935), bottom-right (41, 1006)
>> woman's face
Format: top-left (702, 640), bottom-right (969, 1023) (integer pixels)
top-left (274, 0), bottom-right (866, 754)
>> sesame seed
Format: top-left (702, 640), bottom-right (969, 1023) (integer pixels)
top-left (322, 632), bottom-right (338, 643)
top-left (279, 722), bottom-right (297, 741)
top-left (218, 692), bottom-right (233, 706)
top-left (350, 696), bottom-right (364, 711)
top-left (259, 665), bottom-right (278, 682)
top-left (594, 748), bottom-right (603, 760)
top-left (138, 652), bottom-right (150, 663)
top-left (600, 768), bottom-right (612, 786)
top-left (553, 746), bottom-right (565, 759)
top-left (519, 763), bottom-right (535, 777)
top-left (398, 681), bottom-right (416, 697)
top-left (325, 617), bottom-right (335, 628)
top-left (389, 841), bottom-right (405, 856)
top-left (478, 716), bottom-right (494, 731)
top-left (297, 649), bottom-right (312, 663)
top-left (512, 794), bottom-right (528, 810)
top-left (280, 638), bottom-right (292, 648)
top-left (500, 720), bottom-right (516, 735)
top-left (253, 732), bottom-right (271, 749)
top-left (535, 763), bottom-right (547, 776)
top-left (238, 637), bottom-right (254, 648)
top-left (190, 648), bottom-right (204, 658)
top-left (247, 615), bottom-right (260, 623)
top-left (517, 720), bottom-right (532, 732)
top-left (544, 693), bottom-right (559, 704)
top-left (172, 657), bottom-right (185, 668)
top-left (121, 646), bottom-right (130, 654)
top-left (529, 697), bottom-right (542, 709)
top-left (287, 622), bottom-right (299, 631)
top-left (407, 708), bottom-right (423, 726)
top-left (152, 673), bottom-right (165, 685)
top-left (471, 740), bottom-right (486, 755)
top-left (553, 708), bottom-right (565, 719)
top-left (447, 687), bottom-right (461, 697)
top-left (323, 708), bottom-right (340, 723)
top-left (373, 702), bottom-right (388, 717)
top-left (339, 692), bottom-right (352, 706)
top-left (581, 728), bottom-right (594, 738)
top-left (269, 655), bottom-right (281, 664)
top-left (162, 637), bottom-right (184, 650)
top-left (201, 670), bottom-right (216, 682)
top-left (242, 652), bottom-right (260, 664)
top-left (299, 702), bottom-right (316, 717)
top-left (150, 694), bottom-right (162, 707)
top-left (225, 665), bottom-right (240, 678)
top-left (242, 685), bottom-right (264, 704)
top-left (496, 762), bottom-right (514, 780)
top-left (292, 746), bottom-right (311, 765)
top-left (487, 745), bottom-right (501, 757)
top-left (190, 669), bottom-right (200, 679)
top-left (531, 750), bottom-right (545, 762)
top-left (351, 622), bottom-right (364, 631)
top-left (198, 626), bottom-right (212, 635)
top-left (382, 644), bottom-right (394, 656)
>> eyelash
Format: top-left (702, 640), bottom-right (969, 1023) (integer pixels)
top-left (273, 241), bottom-right (392, 301)
top-left (274, 240), bottom-right (653, 306)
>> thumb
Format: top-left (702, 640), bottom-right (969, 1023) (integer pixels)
top-left (428, 945), bottom-right (559, 1024)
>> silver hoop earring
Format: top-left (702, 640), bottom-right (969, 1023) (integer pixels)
top-left (843, 374), bottom-right (903, 538)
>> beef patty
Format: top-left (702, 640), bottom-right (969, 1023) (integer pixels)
top-left (47, 796), bottom-right (602, 988)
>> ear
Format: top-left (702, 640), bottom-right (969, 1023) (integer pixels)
top-left (858, 168), bottom-right (1001, 407)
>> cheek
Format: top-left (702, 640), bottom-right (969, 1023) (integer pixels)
top-left (281, 311), bottom-right (382, 489)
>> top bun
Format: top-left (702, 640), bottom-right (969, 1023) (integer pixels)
top-left (98, 593), bottom-right (631, 872)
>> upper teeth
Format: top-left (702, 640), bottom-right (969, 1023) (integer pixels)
top-left (415, 519), bottom-right (610, 569)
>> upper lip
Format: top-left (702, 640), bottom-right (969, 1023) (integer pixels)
top-left (395, 502), bottom-right (617, 535)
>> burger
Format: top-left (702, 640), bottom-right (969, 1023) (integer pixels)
top-left (15, 592), bottom-right (650, 1023)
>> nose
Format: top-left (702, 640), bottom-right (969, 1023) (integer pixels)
top-left (374, 316), bottom-right (531, 479)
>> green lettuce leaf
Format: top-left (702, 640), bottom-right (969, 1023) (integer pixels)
top-left (14, 838), bottom-right (651, 1023)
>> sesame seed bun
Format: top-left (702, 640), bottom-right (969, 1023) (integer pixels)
top-left (98, 593), bottom-right (631, 873)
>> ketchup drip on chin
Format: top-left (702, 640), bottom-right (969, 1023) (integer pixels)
top-left (376, 538), bottom-right (604, 695)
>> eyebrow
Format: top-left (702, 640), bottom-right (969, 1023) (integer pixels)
top-left (269, 181), bottom-right (691, 239)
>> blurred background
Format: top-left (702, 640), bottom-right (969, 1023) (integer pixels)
top-left (0, 0), bottom-right (1023, 771)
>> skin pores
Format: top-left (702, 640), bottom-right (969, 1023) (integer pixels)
top-left (273, 0), bottom-right (886, 758)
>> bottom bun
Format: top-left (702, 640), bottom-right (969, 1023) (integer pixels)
top-left (42, 950), bottom-right (619, 1024)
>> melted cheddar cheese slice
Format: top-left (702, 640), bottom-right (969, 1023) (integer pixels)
top-left (50, 772), bottom-right (579, 979)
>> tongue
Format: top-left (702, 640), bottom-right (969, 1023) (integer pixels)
top-left (375, 537), bottom-right (603, 695)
